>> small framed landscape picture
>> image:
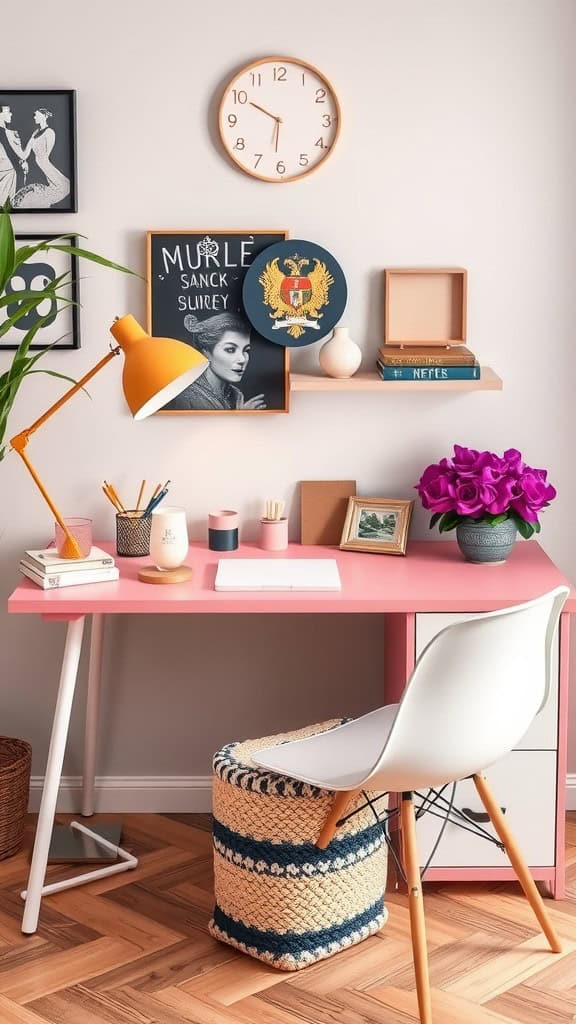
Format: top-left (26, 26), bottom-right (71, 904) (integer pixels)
top-left (0, 90), bottom-right (77, 212)
top-left (340, 497), bottom-right (414, 555)
top-left (0, 235), bottom-right (79, 350)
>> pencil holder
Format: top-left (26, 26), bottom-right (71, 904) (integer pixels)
top-left (116, 511), bottom-right (151, 557)
top-left (259, 517), bottom-right (288, 551)
top-left (208, 510), bottom-right (239, 551)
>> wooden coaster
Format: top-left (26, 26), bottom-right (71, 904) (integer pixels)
top-left (138, 565), bottom-right (193, 584)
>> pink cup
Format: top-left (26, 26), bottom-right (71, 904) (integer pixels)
top-left (259, 517), bottom-right (288, 551)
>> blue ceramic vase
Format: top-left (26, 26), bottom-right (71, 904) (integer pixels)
top-left (456, 519), bottom-right (517, 564)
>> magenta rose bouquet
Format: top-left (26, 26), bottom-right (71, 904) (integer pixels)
top-left (416, 445), bottom-right (556, 539)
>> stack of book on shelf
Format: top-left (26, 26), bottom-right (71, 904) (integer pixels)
top-left (20, 547), bottom-right (119, 589)
top-left (376, 346), bottom-right (480, 382)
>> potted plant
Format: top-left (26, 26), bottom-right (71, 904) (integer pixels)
top-left (416, 444), bottom-right (557, 563)
top-left (0, 207), bottom-right (132, 462)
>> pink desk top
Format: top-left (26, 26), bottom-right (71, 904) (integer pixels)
top-left (7, 540), bottom-right (576, 618)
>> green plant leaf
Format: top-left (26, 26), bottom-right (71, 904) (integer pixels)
top-left (486, 513), bottom-right (509, 526)
top-left (0, 209), bottom-right (15, 292)
top-left (6, 306), bottom-right (70, 379)
top-left (0, 209), bottom-right (135, 449)
top-left (513, 515), bottom-right (534, 540)
top-left (0, 318), bottom-right (76, 404)
top-left (0, 281), bottom-right (72, 310)
top-left (429, 512), bottom-right (442, 529)
top-left (438, 511), bottom-right (460, 533)
top-left (534, 520), bottom-right (541, 533)
top-left (48, 244), bottom-right (137, 277)
top-left (12, 233), bottom-right (77, 270)
top-left (25, 368), bottom-right (87, 388)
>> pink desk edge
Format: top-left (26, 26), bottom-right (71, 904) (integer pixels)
top-left (7, 538), bottom-right (576, 904)
top-left (7, 539), bottom-right (576, 617)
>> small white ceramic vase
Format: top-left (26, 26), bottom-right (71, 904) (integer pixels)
top-left (319, 326), bottom-right (362, 379)
top-left (150, 506), bottom-right (189, 570)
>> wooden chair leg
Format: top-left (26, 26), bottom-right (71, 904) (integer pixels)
top-left (473, 773), bottom-right (562, 953)
top-left (316, 788), bottom-right (360, 850)
top-left (401, 793), bottom-right (433, 1024)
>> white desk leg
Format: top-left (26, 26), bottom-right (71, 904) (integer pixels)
top-left (22, 616), bottom-right (85, 935)
top-left (81, 613), bottom-right (105, 817)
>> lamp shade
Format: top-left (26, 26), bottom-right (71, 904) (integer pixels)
top-left (110, 315), bottom-right (208, 419)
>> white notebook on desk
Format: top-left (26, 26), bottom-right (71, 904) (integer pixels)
top-left (215, 558), bottom-right (342, 592)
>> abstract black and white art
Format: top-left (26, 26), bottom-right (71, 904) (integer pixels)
top-left (0, 90), bottom-right (77, 213)
top-left (0, 236), bottom-right (80, 350)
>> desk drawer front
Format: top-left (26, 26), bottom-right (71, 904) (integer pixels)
top-left (415, 613), bottom-right (559, 751)
top-left (416, 750), bottom-right (557, 868)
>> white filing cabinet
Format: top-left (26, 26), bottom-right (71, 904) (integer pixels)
top-left (414, 613), bottom-right (559, 869)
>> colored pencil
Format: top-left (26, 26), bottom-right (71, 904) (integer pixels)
top-left (142, 487), bottom-right (169, 517)
top-left (102, 484), bottom-right (122, 512)
top-left (136, 479), bottom-right (146, 512)
top-left (104, 481), bottom-right (126, 513)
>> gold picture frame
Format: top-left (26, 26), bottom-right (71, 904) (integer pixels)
top-left (340, 497), bottom-right (414, 555)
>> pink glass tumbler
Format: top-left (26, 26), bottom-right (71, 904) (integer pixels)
top-left (54, 517), bottom-right (93, 559)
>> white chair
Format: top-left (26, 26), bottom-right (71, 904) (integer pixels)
top-left (252, 586), bottom-right (569, 1024)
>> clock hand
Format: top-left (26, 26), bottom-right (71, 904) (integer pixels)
top-left (249, 101), bottom-right (280, 121)
top-left (274, 119), bottom-right (283, 153)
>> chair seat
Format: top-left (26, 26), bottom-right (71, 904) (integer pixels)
top-left (252, 704), bottom-right (400, 791)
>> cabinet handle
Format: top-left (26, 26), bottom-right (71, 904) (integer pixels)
top-left (461, 806), bottom-right (506, 824)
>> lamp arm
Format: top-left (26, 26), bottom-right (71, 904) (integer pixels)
top-left (10, 347), bottom-right (120, 451)
top-left (10, 346), bottom-right (121, 559)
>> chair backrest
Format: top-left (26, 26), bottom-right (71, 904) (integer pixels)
top-left (370, 586), bottom-right (569, 791)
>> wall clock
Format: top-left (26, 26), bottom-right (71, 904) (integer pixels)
top-left (218, 57), bottom-right (341, 183)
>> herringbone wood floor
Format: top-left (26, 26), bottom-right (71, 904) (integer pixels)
top-left (0, 813), bottom-right (574, 1023)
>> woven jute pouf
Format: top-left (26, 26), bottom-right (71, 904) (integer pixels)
top-left (209, 719), bottom-right (388, 971)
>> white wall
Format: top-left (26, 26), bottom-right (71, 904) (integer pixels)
top-left (2, 0), bottom-right (576, 793)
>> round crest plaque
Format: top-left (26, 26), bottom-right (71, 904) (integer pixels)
top-left (242, 239), bottom-right (347, 347)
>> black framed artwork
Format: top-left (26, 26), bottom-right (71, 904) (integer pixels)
top-left (147, 230), bottom-right (289, 413)
top-left (0, 235), bottom-right (80, 350)
top-left (0, 90), bottom-right (77, 212)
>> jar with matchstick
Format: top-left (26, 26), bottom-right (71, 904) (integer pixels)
top-left (259, 500), bottom-right (288, 551)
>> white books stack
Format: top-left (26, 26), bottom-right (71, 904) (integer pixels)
top-left (20, 546), bottom-right (119, 589)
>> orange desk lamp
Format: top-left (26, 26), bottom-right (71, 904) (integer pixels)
top-left (10, 315), bottom-right (208, 557)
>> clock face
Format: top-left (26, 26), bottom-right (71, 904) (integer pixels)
top-left (219, 57), bottom-right (340, 183)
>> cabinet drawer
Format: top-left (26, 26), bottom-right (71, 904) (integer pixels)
top-left (415, 613), bottom-right (559, 750)
top-left (416, 750), bottom-right (557, 868)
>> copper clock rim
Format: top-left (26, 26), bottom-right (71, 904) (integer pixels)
top-left (217, 55), bottom-right (342, 184)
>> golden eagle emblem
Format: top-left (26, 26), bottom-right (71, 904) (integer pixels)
top-left (258, 254), bottom-right (334, 340)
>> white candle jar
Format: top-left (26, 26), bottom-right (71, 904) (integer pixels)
top-left (149, 506), bottom-right (189, 570)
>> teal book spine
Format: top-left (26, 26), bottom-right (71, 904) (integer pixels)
top-left (377, 362), bottom-right (480, 381)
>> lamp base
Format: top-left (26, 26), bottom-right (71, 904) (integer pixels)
top-left (138, 565), bottom-right (193, 584)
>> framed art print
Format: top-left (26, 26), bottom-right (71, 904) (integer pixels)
top-left (0, 235), bottom-right (79, 350)
top-left (340, 497), bottom-right (414, 555)
top-left (147, 230), bottom-right (289, 413)
top-left (242, 238), bottom-right (347, 347)
top-left (0, 90), bottom-right (77, 212)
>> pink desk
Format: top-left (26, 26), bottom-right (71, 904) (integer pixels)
top-left (8, 540), bottom-right (575, 932)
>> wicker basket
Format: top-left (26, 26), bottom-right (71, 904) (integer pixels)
top-left (209, 720), bottom-right (388, 970)
top-left (0, 737), bottom-right (32, 860)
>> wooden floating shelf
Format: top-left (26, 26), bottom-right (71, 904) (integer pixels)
top-left (290, 368), bottom-right (502, 392)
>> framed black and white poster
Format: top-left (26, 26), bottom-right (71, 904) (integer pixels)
top-left (147, 230), bottom-right (289, 413)
top-left (0, 235), bottom-right (80, 350)
top-left (0, 90), bottom-right (77, 212)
